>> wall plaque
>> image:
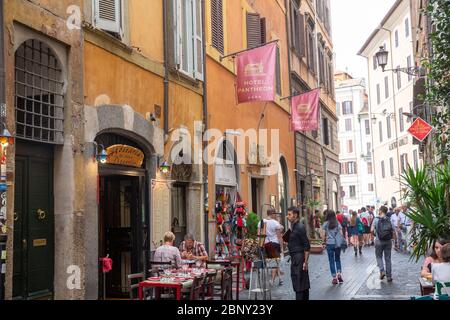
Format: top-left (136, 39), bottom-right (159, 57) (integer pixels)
top-left (106, 145), bottom-right (144, 168)
top-left (33, 239), bottom-right (47, 247)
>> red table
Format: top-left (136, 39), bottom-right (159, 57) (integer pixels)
top-left (138, 279), bottom-right (190, 300)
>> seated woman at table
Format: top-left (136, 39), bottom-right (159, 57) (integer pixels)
top-left (421, 237), bottom-right (448, 279)
top-left (179, 233), bottom-right (209, 264)
top-left (154, 231), bottom-right (182, 269)
top-left (432, 243), bottom-right (450, 284)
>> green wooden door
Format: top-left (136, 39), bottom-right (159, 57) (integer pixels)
top-left (13, 151), bottom-right (54, 299)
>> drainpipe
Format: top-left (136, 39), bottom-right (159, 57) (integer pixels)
top-left (201, 0), bottom-right (209, 252)
top-left (284, 0), bottom-right (300, 211)
top-left (163, 0), bottom-right (169, 136)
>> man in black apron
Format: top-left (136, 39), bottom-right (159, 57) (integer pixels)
top-left (285, 207), bottom-right (311, 300)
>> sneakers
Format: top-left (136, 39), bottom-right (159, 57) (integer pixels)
top-left (332, 278), bottom-right (338, 285)
top-left (380, 271), bottom-right (386, 280)
top-left (337, 274), bottom-right (344, 283)
top-left (387, 277), bottom-right (393, 282)
top-left (279, 279), bottom-right (284, 286)
top-left (359, 246), bottom-right (363, 254)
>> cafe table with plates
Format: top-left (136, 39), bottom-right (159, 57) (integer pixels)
top-left (138, 268), bottom-right (217, 300)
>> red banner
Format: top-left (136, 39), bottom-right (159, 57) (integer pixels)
top-left (291, 89), bottom-right (320, 131)
top-left (236, 43), bottom-right (277, 103)
top-left (407, 117), bottom-right (433, 142)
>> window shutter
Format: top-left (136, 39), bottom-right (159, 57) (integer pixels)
top-left (211, 0), bottom-right (224, 54)
top-left (289, 1), bottom-right (297, 50)
top-left (276, 46), bottom-right (281, 95)
top-left (246, 12), bottom-right (261, 49)
top-left (94, 0), bottom-right (121, 33)
top-left (169, 0), bottom-right (182, 68)
top-left (260, 18), bottom-right (266, 44)
top-left (298, 13), bottom-right (306, 57)
top-left (194, 0), bottom-right (203, 80)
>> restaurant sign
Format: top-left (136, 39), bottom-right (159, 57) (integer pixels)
top-left (106, 145), bottom-right (144, 168)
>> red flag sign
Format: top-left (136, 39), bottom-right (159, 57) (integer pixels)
top-left (407, 117), bottom-right (433, 142)
top-left (291, 89), bottom-right (320, 131)
top-left (236, 43), bottom-right (277, 103)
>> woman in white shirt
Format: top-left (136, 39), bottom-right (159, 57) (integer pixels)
top-left (258, 209), bottom-right (284, 286)
top-left (432, 243), bottom-right (450, 284)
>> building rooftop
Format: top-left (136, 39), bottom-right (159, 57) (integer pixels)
top-left (357, 0), bottom-right (403, 56)
top-left (335, 77), bottom-right (365, 89)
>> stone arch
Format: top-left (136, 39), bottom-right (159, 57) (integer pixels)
top-left (85, 104), bottom-right (164, 157)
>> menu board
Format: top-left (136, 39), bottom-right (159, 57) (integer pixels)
top-left (151, 180), bottom-right (171, 249)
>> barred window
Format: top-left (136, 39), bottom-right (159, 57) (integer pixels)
top-left (15, 39), bottom-right (64, 144)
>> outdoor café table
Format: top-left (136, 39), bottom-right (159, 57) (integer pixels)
top-left (207, 259), bottom-right (242, 300)
top-left (138, 277), bottom-right (193, 300)
top-left (419, 277), bottom-right (435, 296)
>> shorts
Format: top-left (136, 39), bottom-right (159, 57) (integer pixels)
top-left (264, 242), bottom-right (281, 258)
top-left (364, 226), bottom-right (371, 234)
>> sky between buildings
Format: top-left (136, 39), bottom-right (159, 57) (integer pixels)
top-left (330, 0), bottom-right (396, 82)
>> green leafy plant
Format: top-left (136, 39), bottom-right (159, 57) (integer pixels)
top-left (246, 212), bottom-right (260, 240)
top-left (423, 0), bottom-right (450, 163)
top-left (401, 163), bottom-right (450, 262)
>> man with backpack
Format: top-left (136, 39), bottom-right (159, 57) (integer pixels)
top-left (371, 206), bottom-right (395, 282)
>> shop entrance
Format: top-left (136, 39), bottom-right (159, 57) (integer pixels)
top-left (98, 170), bottom-right (147, 299)
top-left (251, 178), bottom-right (264, 217)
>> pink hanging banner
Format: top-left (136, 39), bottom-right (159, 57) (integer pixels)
top-left (236, 42), bottom-right (277, 103)
top-left (291, 89), bottom-right (320, 131)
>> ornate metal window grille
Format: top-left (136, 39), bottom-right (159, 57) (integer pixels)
top-left (14, 39), bottom-right (64, 144)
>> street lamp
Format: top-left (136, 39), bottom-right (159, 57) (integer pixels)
top-left (375, 46), bottom-right (424, 76)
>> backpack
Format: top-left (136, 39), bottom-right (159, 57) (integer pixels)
top-left (362, 217), bottom-right (369, 226)
top-left (357, 218), bottom-right (364, 233)
top-left (377, 217), bottom-right (393, 241)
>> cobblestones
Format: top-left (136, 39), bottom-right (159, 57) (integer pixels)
top-left (241, 245), bottom-right (423, 300)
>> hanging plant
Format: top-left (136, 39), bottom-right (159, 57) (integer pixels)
top-left (423, 0), bottom-right (450, 163)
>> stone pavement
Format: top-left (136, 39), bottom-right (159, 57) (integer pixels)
top-left (241, 245), bottom-right (423, 300)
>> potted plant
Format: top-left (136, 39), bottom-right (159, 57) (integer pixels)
top-left (401, 163), bottom-right (450, 262)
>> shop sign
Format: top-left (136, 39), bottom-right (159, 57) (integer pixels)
top-left (106, 145), bottom-right (144, 168)
top-left (215, 160), bottom-right (237, 187)
top-left (408, 117), bottom-right (433, 142)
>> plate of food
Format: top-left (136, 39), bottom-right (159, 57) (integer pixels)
top-left (148, 276), bottom-right (160, 281)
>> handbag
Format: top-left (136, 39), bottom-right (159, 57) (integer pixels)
top-left (331, 225), bottom-right (347, 250)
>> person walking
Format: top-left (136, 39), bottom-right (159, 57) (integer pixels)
top-left (391, 208), bottom-right (401, 251)
top-left (372, 206), bottom-right (395, 282)
top-left (285, 207), bottom-right (310, 300)
top-left (360, 207), bottom-right (371, 246)
top-left (348, 211), bottom-right (363, 256)
top-left (257, 209), bottom-right (284, 286)
top-left (368, 207), bottom-right (375, 246)
top-left (322, 210), bottom-right (344, 285)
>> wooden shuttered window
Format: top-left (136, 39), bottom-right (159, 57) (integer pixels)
top-left (94, 0), bottom-right (122, 34)
top-left (260, 18), bottom-right (266, 45)
top-left (170, 0), bottom-right (203, 80)
top-left (211, 0), bottom-right (224, 54)
top-left (290, 1), bottom-right (305, 57)
top-left (298, 13), bottom-right (306, 57)
top-left (246, 12), bottom-right (262, 49)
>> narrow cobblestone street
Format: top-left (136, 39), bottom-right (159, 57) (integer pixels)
top-left (243, 245), bottom-right (423, 300)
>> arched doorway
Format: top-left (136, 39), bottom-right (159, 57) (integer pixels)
top-left (214, 138), bottom-right (240, 257)
top-left (95, 132), bottom-right (150, 299)
top-left (13, 39), bottom-right (65, 299)
top-left (278, 157), bottom-right (289, 228)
